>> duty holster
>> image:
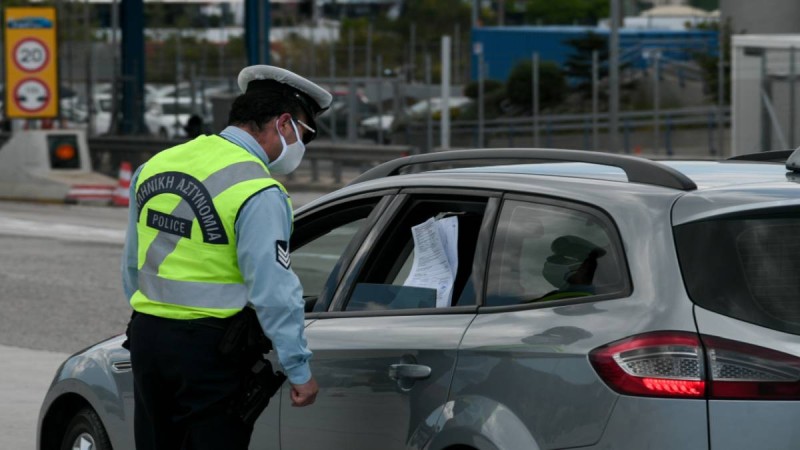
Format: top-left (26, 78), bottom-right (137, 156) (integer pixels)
top-left (218, 307), bottom-right (287, 426)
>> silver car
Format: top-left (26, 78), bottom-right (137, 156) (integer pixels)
top-left (39, 148), bottom-right (800, 450)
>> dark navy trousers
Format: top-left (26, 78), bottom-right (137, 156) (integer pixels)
top-left (129, 312), bottom-right (254, 450)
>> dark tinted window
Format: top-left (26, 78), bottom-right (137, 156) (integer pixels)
top-left (675, 211), bottom-right (800, 335)
top-left (486, 199), bottom-right (628, 307)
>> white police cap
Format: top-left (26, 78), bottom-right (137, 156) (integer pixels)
top-left (237, 65), bottom-right (332, 116)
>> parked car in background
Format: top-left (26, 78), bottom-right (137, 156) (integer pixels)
top-left (38, 148), bottom-right (800, 450)
top-left (146, 97), bottom-right (211, 139)
top-left (316, 86), bottom-right (377, 139)
top-left (86, 94), bottom-right (162, 136)
top-left (359, 96), bottom-right (473, 143)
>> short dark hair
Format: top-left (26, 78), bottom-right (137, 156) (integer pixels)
top-left (227, 82), bottom-right (306, 131)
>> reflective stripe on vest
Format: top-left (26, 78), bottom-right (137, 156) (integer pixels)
top-left (138, 271), bottom-right (248, 309)
top-left (140, 161), bottom-right (271, 276)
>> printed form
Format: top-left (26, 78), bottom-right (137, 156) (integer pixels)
top-left (403, 216), bottom-right (459, 307)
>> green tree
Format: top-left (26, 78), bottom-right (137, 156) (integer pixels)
top-left (525, 0), bottom-right (609, 25)
top-left (463, 79), bottom-right (506, 119)
top-left (506, 59), bottom-right (567, 111)
top-left (692, 19), bottom-right (731, 103)
top-left (688, 0), bottom-right (719, 12)
top-left (563, 32), bottom-right (609, 100)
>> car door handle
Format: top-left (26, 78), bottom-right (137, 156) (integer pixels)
top-left (388, 363), bottom-right (432, 381)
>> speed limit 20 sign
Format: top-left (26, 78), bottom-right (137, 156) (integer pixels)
top-left (3, 7), bottom-right (58, 119)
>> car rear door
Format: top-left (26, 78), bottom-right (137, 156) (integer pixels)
top-left (279, 190), bottom-right (499, 450)
top-left (446, 193), bottom-right (710, 450)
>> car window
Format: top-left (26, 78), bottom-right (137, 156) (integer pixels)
top-left (486, 199), bottom-right (627, 307)
top-left (291, 196), bottom-right (389, 313)
top-left (342, 195), bottom-right (489, 312)
top-left (675, 208), bottom-right (800, 335)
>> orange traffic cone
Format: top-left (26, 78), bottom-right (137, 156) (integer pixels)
top-left (112, 161), bottom-right (132, 207)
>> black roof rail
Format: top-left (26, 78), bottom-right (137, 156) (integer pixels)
top-left (727, 150), bottom-right (793, 162)
top-left (349, 148), bottom-right (698, 191)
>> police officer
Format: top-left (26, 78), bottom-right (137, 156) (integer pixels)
top-left (121, 65), bottom-right (331, 450)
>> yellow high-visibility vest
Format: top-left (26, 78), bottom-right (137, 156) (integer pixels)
top-left (130, 134), bottom-right (291, 319)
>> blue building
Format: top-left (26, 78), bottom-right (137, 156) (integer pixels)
top-left (471, 26), bottom-right (718, 81)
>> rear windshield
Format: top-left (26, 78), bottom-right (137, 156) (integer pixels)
top-left (675, 209), bottom-right (800, 335)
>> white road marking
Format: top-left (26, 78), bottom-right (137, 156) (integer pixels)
top-left (0, 215), bottom-right (125, 244)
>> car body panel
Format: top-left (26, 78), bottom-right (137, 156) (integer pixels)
top-left (694, 306), bottom-right (800, 450)
top-left (591, 396), bottom-right (708, 449)
top-left (671, 182), bottom-right (800, 225)
top-left (280, 314), bottom-right (475, 450)
top-left (38, 335), bottom-right (134, 450)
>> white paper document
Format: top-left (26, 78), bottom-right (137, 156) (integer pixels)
top-left (403, 216), bottom-right (459, 308)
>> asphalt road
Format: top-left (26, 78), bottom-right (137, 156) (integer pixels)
top-left (0, 192), bottom-right (326, 449)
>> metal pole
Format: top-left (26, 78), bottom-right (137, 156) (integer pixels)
top-left (441, 36), bottom-right (452, 150)
top-left (329, 40), bottom-right (336, 141)
top-left (110, 0), bottom-right (120, 134)
top-left (175, 31), bottom-right (182, 135)
top-left (790, 47), bottom-right (796, 148)
top-left (533, 52), bottom-right (540, 147)
top-left (83, 0), bottom-right (92, 134)
top-left (426, 53), bottom-right (433, 153)
top-left (347, 28), bottom-right (356, 141)
top-left (310, 1), bottom-right (317, 77)
top-left (366, 23), bottom-right (373, 78)
top-left (219, 15), bottom-right (226, 78)
top-left (654, 51), bottom-right (661, 154)
top-left (377, 55), bottom-right (384, 145)
top-left (478, 51), bottom-right (485, 147)
top-left (454, 24), bottom-right (461, 85)
top-left (409, 23), bottom-right (416, 83)
top-left (717, 28), bottom-right (725, 155)
top-left (760, 52), bottom-right (771, 151)
top-left (592, 50), bottom-right (599, 150)
top-left (609, 0), bottom-right (621, 152)
top-left (472, 0), bottom-right (479, 28)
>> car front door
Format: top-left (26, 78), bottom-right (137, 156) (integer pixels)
top-left (280, 190), bottom-right (499, 450)
top-left (248, 190), bottom-right (395, 449)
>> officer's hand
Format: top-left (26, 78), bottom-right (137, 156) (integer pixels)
top-left (290, 376), bottom-right (319, 407)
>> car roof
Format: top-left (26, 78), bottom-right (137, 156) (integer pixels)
top-left (441, 160), bottom-right (791, 190)
top-left (320, 149), bottom-right (800, 226)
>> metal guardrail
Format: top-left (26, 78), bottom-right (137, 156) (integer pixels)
top-left (408, 106), bottom-right (730, 133)
top-left (401, 106), bottom-right (731, 155)
top-left (0, 132), bottom-right (416, 185)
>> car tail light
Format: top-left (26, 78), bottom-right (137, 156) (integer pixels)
top-left (590, 331), bottom-right (706, 398)
top-left (701, 335), bottom-right (800, 400)
top-left (590, 331), bottom-right (800, 400)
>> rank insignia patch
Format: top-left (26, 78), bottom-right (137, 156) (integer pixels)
top-left (276, 240), bottom-right (291, 269)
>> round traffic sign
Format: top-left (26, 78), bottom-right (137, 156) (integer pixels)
top-left (12, 38), bottom-right (50, 73)
top-left (14, 78), bottom-right (51, 113)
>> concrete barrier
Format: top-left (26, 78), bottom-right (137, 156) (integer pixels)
top-left (0, 130), bottom-right (117, 203)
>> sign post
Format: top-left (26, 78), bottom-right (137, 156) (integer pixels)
top-left (3, 7), bottom-right (59, 119)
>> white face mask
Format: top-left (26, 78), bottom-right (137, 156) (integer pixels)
top-left (268, 118), bottom-right (305, 175)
